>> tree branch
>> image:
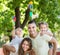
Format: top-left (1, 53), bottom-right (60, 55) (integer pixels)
top-left (21, 8), bottom-right (30, 29)
top-left (15, 7), bottom-right (21, 28)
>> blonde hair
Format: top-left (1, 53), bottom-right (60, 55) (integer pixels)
top-left (15, 27), bottom-right (23, 37)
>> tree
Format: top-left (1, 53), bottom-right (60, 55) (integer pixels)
top-left (0, 0), bottom-right (60, 35)
top-left (13, 0), bottom-right (30, 28)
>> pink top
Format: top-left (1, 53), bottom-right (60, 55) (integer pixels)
top-left (0, 48), bottom-right (4, 55)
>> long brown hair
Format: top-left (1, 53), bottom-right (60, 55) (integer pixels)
top-left (18, 38), bottom-right (35, 55)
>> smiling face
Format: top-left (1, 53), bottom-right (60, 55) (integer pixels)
top-left (28, 23), bottom-right (36, 36)
top-left (40, 24), bottom-right (48, 34)
top-left (22, 40), bottom-right (30, 52)
top-left (18, 38), bottom-right (32, 55)
top-left (15, 28), bottom-right (23, 37)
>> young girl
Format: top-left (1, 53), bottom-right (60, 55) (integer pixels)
top-left (18, 38), bottom-right (35, 55)
top-left (3, 27), bottom-right (23, 55)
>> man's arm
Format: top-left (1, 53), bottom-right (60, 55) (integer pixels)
top-left (3, 45), bottom-right (16, 53)
top-left (49, 37), bottom-right (57, 55)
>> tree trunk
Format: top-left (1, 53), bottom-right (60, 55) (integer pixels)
top-left (15, 7), bottom-right (30, 29)
top-left (15, 7), bottom-right (21, 28)
top-left (21, 8), bottom-right (30, 29)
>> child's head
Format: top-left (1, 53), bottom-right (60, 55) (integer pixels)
top-left (38, 22), bottom-right (48, 33)
top-left (15, 27), bottom-right (23, 37)
top-left (18, 38), bottom-right (32, 55)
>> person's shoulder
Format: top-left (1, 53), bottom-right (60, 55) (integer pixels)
top-left (19, 37), bottom-right (23, 40)
top-left (43, 34), bottom-right (52, 41)
top-left (47, 29), bottom-right (53, 34)
top-left (44, 34), bottom-right (52, 38)
top-left (44, 34), bottom-right (50, 37)
top-left (24, 35), bottom-right (30, 38)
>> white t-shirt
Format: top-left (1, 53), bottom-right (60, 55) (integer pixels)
top-left (9, 35), bottom-right (23, 55)
top-left (47, 29), bottom-right (53, 35)
top-left (10, 35), bottom-right (23, 45)
top-left (29, 33), bottom-right (52, 55)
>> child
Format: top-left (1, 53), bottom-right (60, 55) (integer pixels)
top-left (18, 38), bottom-right (35, 55)
top-left (9, 27), bottom-right (23, 46)
top-left (3, 27), bottom-right (23, 55)
top-left (38, 22), bottom-right (53, 55)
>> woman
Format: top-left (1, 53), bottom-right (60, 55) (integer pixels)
top-left (18, 38), bottom-right (35, 55)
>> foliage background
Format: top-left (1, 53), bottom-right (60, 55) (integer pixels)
top-left (0, 0), bottom-right (60, 47)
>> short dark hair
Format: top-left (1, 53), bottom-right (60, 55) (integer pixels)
top-left (28, 20), bottom-right (36, 24)
top-left (38, 21), bottom-right (48, 27)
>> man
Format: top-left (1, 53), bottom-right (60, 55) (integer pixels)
top-left (27, 20), bottom-right (57, 55)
